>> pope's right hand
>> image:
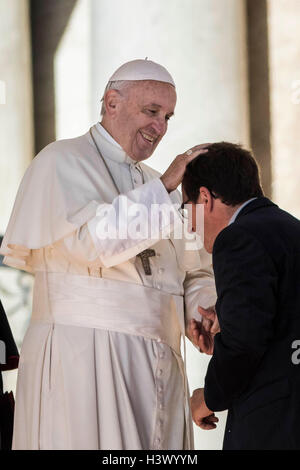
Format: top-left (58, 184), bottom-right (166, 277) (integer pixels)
top-left (160, 144), bottom-right (210, 193)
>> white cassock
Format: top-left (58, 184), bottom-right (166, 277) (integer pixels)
top-left (0, 123), bottom-right (216, 450)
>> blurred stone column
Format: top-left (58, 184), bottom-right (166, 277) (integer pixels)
top-left (30, 0), bottom-right (80, 151)
top-left (267, 0), bottom-right (300, 218)
top-left (90, 0), bottom-right (249, 450)
top-left (0, 0), bottom-right (34, 396)
top-left (246, 0), bottom-right (272, 197)
top-left (91, 0), bottom-right (250, 156)
top-left (0, 0), bottom-right (34, 234)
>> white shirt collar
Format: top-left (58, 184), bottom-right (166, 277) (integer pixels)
top-left (93, 122), bottom-right (141, 167)
top-left (228, 198), bottom-right (258, 225)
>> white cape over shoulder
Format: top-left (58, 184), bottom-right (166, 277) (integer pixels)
top-left (1, 131), bottom-right (119, 269)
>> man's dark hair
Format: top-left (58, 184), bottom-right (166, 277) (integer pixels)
top-left (182, 142), bottom-right (264, 206)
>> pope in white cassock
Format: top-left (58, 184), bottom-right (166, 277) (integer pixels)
top-left (0, 59), bottom-right (216, 450)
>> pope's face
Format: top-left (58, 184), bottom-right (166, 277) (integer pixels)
top-left (111, 81), bottom-right (177, 161)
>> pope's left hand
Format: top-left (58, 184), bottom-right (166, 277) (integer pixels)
top-left (190, 388), bottom-right (219, 430)
top-left (189, 306), bottom-right (220, 355)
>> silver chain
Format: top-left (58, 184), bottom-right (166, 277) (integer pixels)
top-left (89, 127), bottom-right (121, 195)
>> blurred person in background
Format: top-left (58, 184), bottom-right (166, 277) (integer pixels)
top-left (0, 300), bottom-right (19, 450)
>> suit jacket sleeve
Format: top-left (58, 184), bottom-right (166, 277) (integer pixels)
top-left (204, 224), bottom-right (278, 412)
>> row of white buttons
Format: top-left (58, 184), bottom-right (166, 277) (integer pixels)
top-left (153, 343), bottom-right (167, 449)
top-left (130, 164), bottom-right (143, 187)
top-left (156, 242), bottom-right (164, 287)
top-left (156, 266), bottom-right (164, 290)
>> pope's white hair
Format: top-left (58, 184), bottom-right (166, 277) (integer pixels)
top-left (100, 80), bottom-right (137, 116)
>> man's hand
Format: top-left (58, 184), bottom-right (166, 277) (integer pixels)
top-left (160, 144), bottom-right (210, 193)
top-left (188, 306), bottom-right (220, 355)
top-left (190, 388), bottom-right (218, 430)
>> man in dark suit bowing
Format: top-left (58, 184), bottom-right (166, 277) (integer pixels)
top-left (184, 142), bottom-right (300, 450)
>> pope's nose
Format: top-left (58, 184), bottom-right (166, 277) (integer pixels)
top-left (150, 118), bottom-right (167, 136)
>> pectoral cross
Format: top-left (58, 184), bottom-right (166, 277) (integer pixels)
top-left (137, 249), bottom-right (156, 275)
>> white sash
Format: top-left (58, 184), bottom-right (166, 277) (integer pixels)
top-left (31, 271), bottom-right (193, 449)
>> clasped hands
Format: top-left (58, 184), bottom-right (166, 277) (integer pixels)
top-left (188, 305), bottom-right (219, 355)
top-left (188, 306), bottom-right (220, 430)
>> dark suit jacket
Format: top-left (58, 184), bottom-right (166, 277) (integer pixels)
top-left (204, 197), bottom-right (300, 450)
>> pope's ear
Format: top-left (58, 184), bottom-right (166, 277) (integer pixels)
top-left (103, 90), bottom-right (122, 117)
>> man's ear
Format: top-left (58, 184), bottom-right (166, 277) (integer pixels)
top-left (198, 187), bottom-right (213, 212)
top-left (103, 89), bottom-right (122, 117)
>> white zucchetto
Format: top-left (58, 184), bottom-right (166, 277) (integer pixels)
top-left (107, 58), bottom-right (175, 87)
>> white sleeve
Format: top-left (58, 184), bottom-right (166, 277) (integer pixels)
top-left (183, 247), bottom-right (217, 336)
top-left (62, 178), bottom-right (181, 268)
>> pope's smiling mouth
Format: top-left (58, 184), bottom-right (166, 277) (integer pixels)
top-left (139, 131), bottom-right (157, 145)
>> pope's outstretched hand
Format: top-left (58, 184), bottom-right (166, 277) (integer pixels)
top-left (160, 144), bottom-right (210, 193)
